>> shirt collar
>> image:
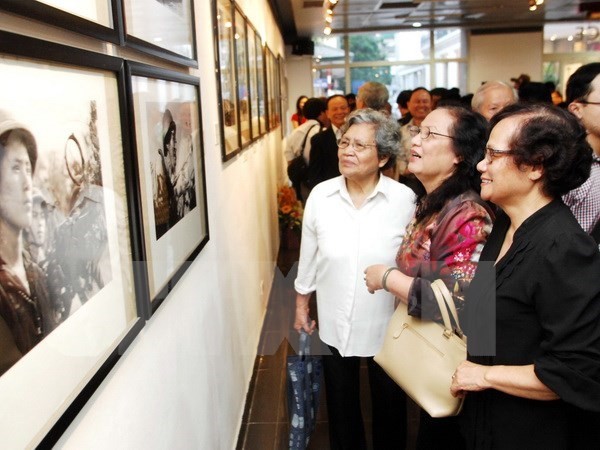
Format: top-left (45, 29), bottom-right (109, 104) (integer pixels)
top-left (323, 174), bottom-right (391, 204)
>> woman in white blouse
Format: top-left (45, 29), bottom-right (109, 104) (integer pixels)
top-left (294, 108), bottom-right (416, 450)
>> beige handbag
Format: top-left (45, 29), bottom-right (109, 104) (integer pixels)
top-left (374, 279), bottom-right (466, 418)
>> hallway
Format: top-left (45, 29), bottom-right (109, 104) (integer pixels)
top-left (236, 243), bottom-right (420, 449)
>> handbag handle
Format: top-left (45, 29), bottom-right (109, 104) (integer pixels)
top-left (431, 279), bottom-right (464, 338)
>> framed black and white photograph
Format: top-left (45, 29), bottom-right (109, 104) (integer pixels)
top-left (126, 62), bottom-right (209, 314)
top-left (278, 54), bottom-right (288, 138)
top-left (213, 0), bottom-right (240, 161)
top-left (0, 0), bottom-right (122, 43)
top-left (122, 0), bottom-right (197, 67)
top-left (234, 6), bottom-right (251, 148)
top-left (256, 31), bottom-right (267, 137)
top-left (247, 22), bottom-right (260, 141)
top-left (0, 31), bottom-right (143, 449)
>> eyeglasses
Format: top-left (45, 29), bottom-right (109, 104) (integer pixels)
top-left (577, 100), bottom-right (600, 106)
top-left (408, 125), bottom-right (454, 140)
top-left (338, 137), bottom-right (377, 152)
top-left (484, 146), bottom-right (514, 164)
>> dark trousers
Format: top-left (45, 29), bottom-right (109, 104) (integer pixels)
top-left (323, 345), bottom-right (407, 450)
top-left (416, 408), bottom-right (465, 450)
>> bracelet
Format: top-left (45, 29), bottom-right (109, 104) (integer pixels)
top-left (381, 267), bottom-right (400, 292)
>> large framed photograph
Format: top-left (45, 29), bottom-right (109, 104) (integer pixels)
top-left (0, 31), bottom-right (143, 448)
top-left (126, 62), bottom-right (209, 315)
top-left (278, 54), bottom-right (288, 138)
top-left (234, 6), bottom-right (251, 148)
top-left (0, 0), bottom-right (122, 43)
top-left (213, 0), bottom-right (240, 161)
top-left (122, 0), bottom-right (197, 67)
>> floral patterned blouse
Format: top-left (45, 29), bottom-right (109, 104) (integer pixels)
top-left (396, 190), bottom-right (494, 321)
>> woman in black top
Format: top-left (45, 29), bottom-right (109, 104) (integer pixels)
top-left (451, 103), bottom-right (600, 448)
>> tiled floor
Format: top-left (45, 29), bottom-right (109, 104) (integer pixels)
top-left (236, 242), bottom-right (420, 450)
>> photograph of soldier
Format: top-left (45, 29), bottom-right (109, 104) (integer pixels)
top-left (0, 114), bottom-right (57, 376)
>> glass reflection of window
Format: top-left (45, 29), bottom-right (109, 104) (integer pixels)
top-left (247, 27), bottom-right (259, 140)
top-left (217, 0), bottom-right (239, 153)
top-left (235, 9), bottom-right (250, 146)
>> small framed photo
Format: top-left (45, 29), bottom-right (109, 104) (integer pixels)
top-left (126, 62), bottom-right (209, 315)
top-left (256, 33), bottom-right (267, 136)
top-left (234, 6), bottom-right (251, 148)
top-left (0, 0), bottom-right (122, 43)
top-left (122, 0), bottom-right (197, 67)
top-left (213, 0), bottom-right (241, 161)
top-left (247, 23), bottom-right (260, 142)
top-left (0, 31), bottom-right (143, 448)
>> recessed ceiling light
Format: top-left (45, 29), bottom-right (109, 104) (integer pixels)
top-left (324, 26), bottom-right (332, 35)
top-left (412, 22), bottom-right (422, 28)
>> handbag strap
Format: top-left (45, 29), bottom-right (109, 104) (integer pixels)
top-left (431, 279), bottom-right (464, 338)
top-left (300, 123), bottom-right (320, 156)
top-left (298, 331), bottom-right (311, 357)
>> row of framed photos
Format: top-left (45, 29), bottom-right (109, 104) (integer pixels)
top-left (0, 0), bottom-right (198, 67)
top-left (0, 30), bottom-right (209, 448)
top-left (213, 0), bottom-right (287, 161)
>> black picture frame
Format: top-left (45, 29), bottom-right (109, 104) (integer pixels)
top-left (125, 61), bottom-right (210, 317)
top-left (247, 22), bottom-right (261, 142)
top-left (0, 0), bottom-right (123, 44)
top-left (256, 34), bottom-right (267, 136)
top-left (0, 30), bottom-right (144, 448)
top-left (213, 0), bottom-right (241, 161)
top-left (234, 6), bottom-right (252, 149)
top-left (121, 0), bottom-right (198, 67)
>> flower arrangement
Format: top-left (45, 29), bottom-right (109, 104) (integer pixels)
top-left (277, 185), bottom-right (303, 232)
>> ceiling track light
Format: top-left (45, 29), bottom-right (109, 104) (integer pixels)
top-left (528, 0), bottom-right (542, 11)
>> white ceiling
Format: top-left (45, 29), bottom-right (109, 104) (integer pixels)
top-left (286, 0), bottom-right (599, 40)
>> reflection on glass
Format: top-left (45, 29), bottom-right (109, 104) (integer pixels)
top-left (216, 0), bottom-right (239, 155)
top-left (248, 27), bottom-right (260, 140)
top-left (235, 8), bottom-right (250, 146)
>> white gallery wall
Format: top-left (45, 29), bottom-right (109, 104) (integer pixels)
top-left (0, 0), bottom-right (286, 448)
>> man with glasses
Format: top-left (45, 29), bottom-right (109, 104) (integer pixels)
top-left (563, 63), bottom-right (600, 242)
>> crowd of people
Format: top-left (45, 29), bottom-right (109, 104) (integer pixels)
top-left (290, 63), bottom-right (600, 449)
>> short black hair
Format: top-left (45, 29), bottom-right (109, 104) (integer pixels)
top-left (566, 62), bottom-right (600, 104)
top-left (302, 97), bottom-right (326, 120)
top-left (396, 90), bottom-right (412, 108)
top-left (489, 103), bottom-right (592, 198)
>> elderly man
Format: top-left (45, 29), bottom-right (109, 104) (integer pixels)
top-left (471, 80), bottom-right (517, 121)
top-left (563, 62), bottom-right (600, 241)
top-left (356, 81), bottom-right (389, 111)
top-left (307, 94), bottom-right (350, 190)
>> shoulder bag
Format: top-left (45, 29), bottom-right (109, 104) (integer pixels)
top-left (374, 279), bottom-right (466, 417)
top-left (287, 124), bottom-right (319, 186)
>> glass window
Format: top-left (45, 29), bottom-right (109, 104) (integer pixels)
top-left (434, 62), bottom-right (467, 94)
top-left (314, 36), bottom-right (346, 65)
top-left (349, 31), bottom-right (430, 62)
top-left (434, 29), bottom-right (466, 59)
top-left (313, 67), bottom-right (346, 97)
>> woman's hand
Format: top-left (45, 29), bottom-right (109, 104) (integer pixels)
top-left (450, 360), bottom-right (491, 398)
top-left (294, 293), bottom-right (316, 334)
top-left (364, 264), bottom-right (389, 294)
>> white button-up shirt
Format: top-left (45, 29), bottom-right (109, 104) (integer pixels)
top-left (295, 175), bottom-right (416, 356)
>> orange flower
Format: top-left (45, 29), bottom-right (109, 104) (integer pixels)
top-left (280, 205), bottom-right (292, 214)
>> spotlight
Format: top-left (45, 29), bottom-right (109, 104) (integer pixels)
top-left (324, 26), bottom-right (332, 35)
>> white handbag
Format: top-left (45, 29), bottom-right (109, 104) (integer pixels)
top-left (374, 279), bottom-right (466, 418)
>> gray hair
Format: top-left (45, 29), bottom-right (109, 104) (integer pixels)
top-left (340, 108), bottom-right (400, 171)
top-left (357, 81), bottom-right (389, 111)
top-left (471, 80), bottom-right (517, 111)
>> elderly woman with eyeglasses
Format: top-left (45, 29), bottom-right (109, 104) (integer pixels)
top-left (364, 105), bottom-right (495, 449)
top-left (294, 108), bottom-right (416, 449)
top-left (449, 103), bottom-right (600, 449)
